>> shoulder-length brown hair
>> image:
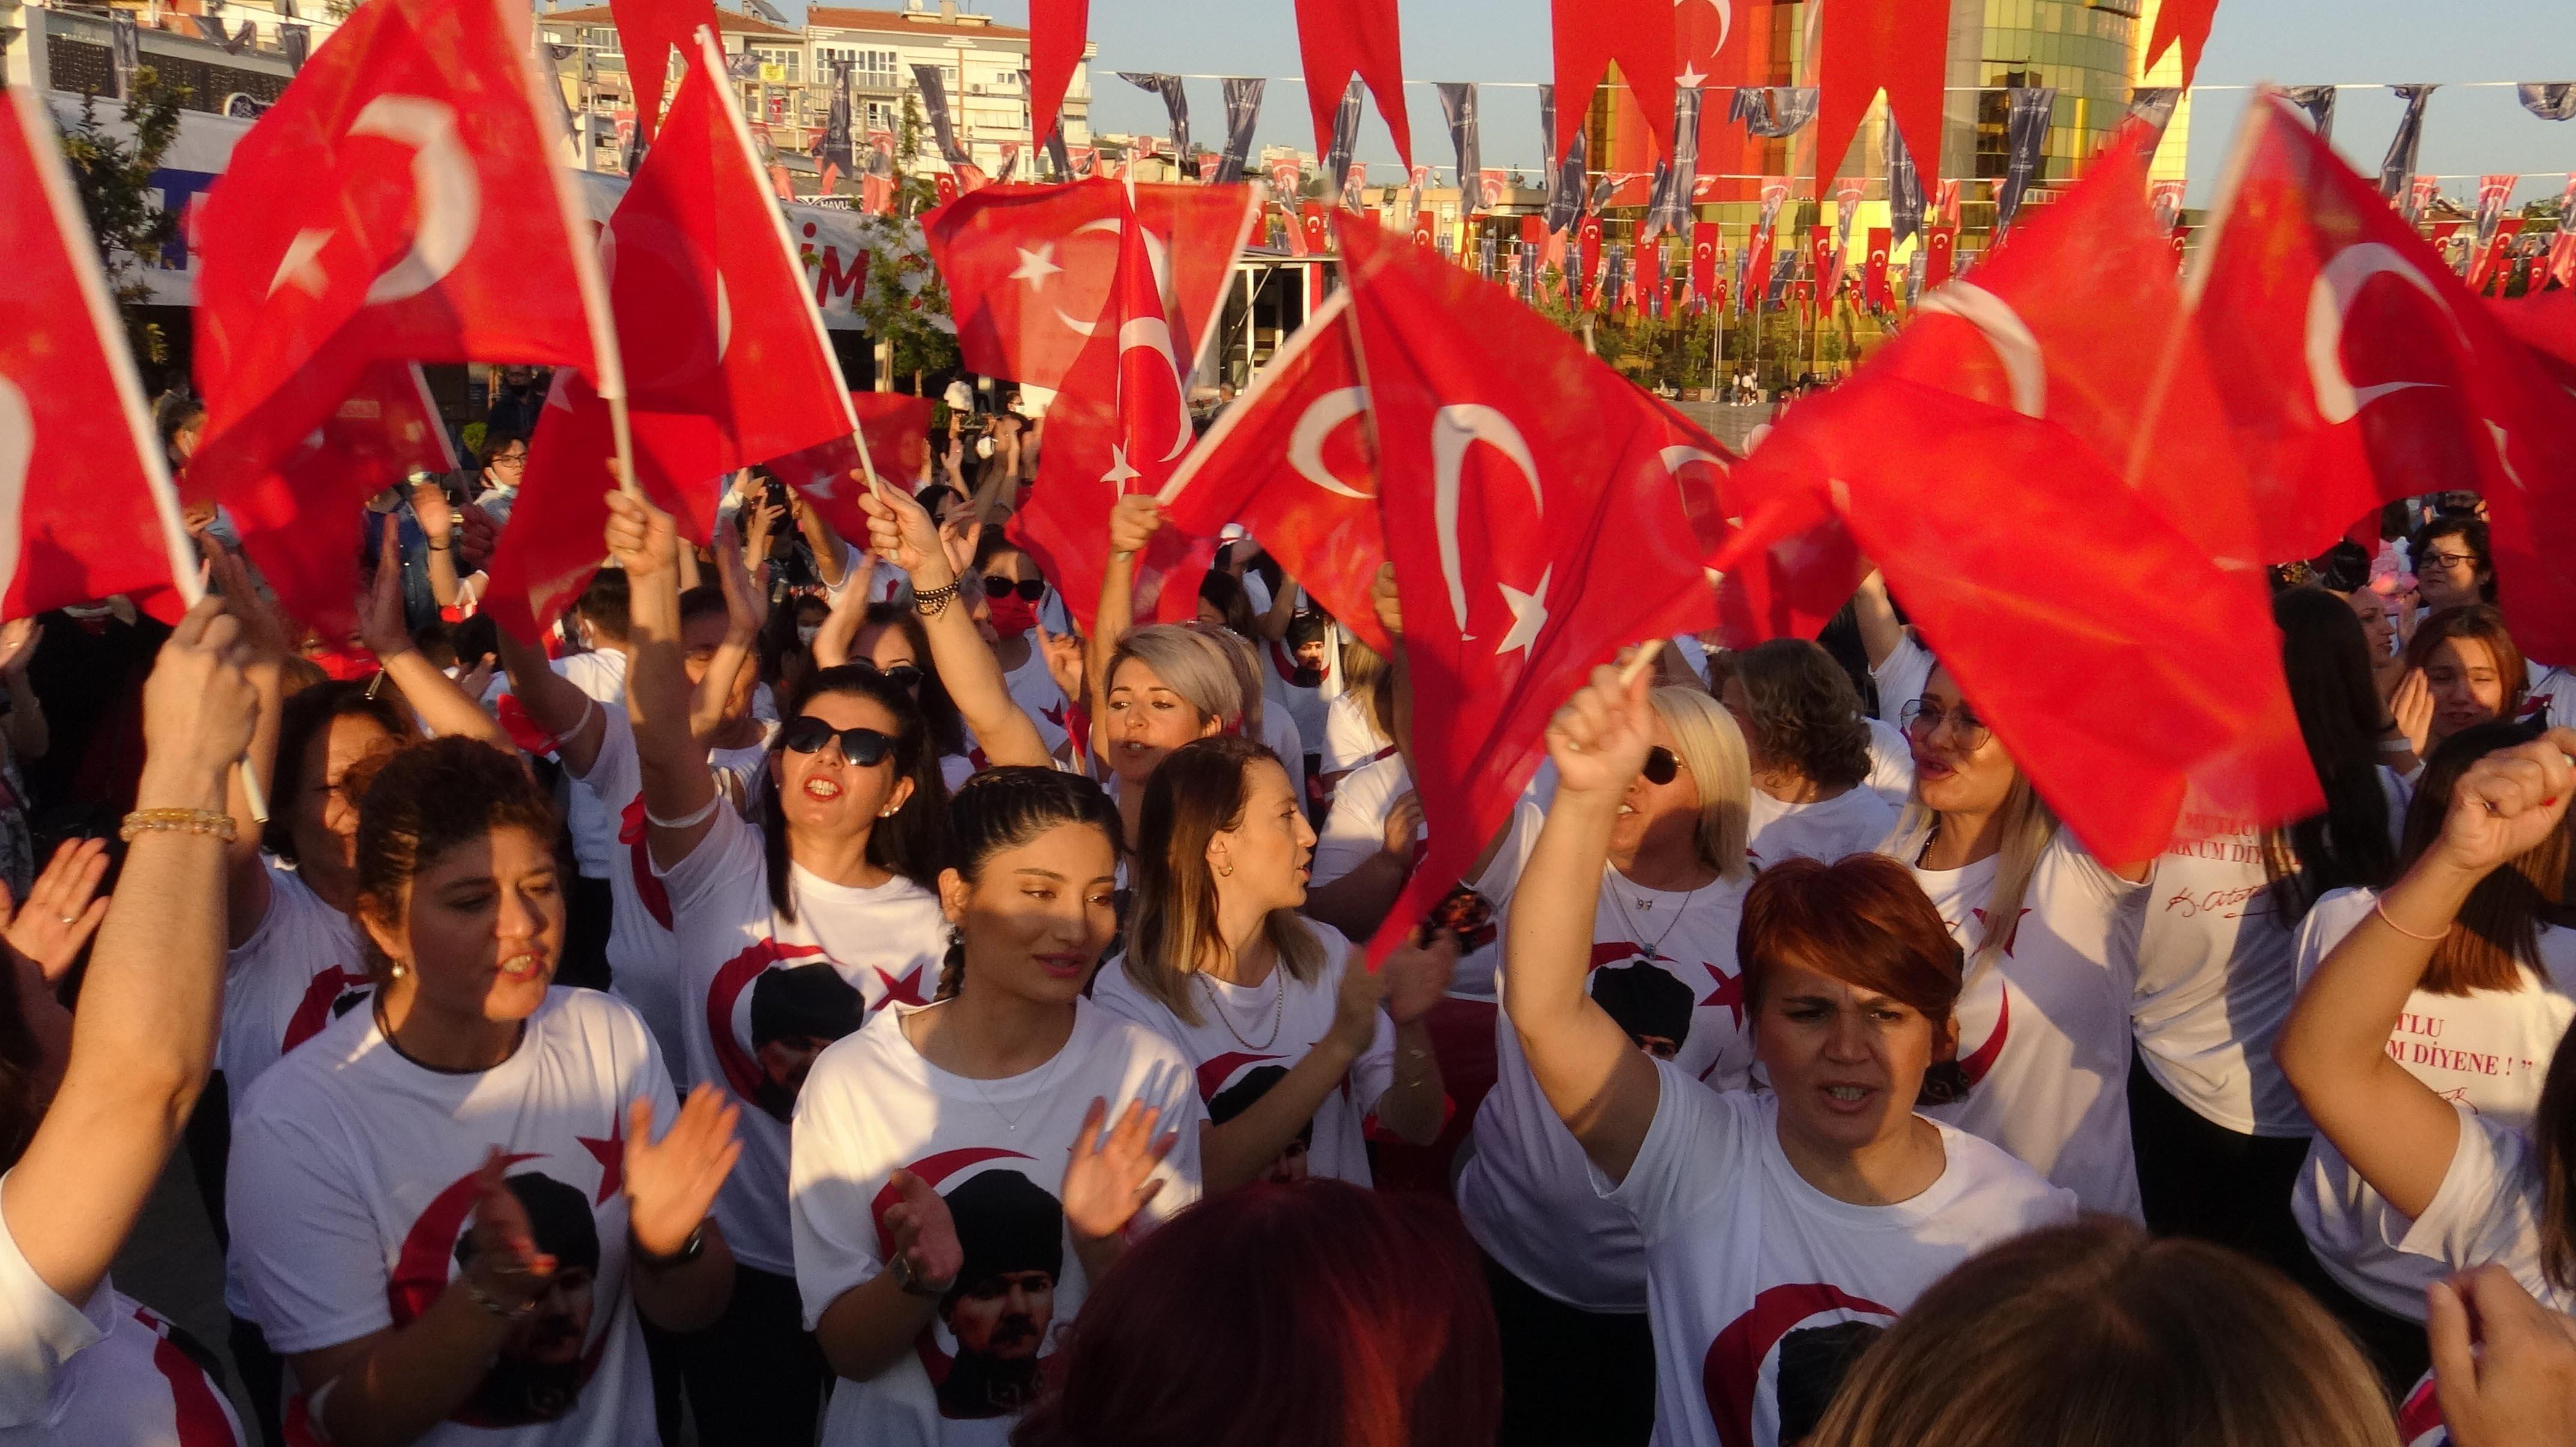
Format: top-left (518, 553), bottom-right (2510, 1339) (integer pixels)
top-left (1806, 1220), bottom-right (2397, 1447)
top-left (1122, 734), bottom-right (1324, 1026)
top-left (2404, 602), bottom-right (2529, 719)
top-left (2398, 720), bottom-right (2569, 996)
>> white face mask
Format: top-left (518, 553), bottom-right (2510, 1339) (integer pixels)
top-left (797, 623), bottom-right (821, 645)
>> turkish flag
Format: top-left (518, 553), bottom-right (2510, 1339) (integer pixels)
top-left (1578, 216), bottom-right (1604, 299)
top-left (1872, 133), bottom-right (2317, 830)
top-left (2530, 253), bottom-right (2554, 298)
top-left (1808, 225), bottom-right (1835, 290)
top-left (2191, 93), bottom-right (2576, 663)
top-left (1156, 288), bottom-right (1391, 657)
top-left (1925, 227), bottom-right (1956, 289)
top-left (0, 90), bottom-right (195, 616)
top-left (1412, 210), bottom-right (1438, 249)
top-left (2145, 0), bottom-right (2221, 87)
top-left (1674, 0), bottom-right (1755, 90)
top-left (2470, 218), bottom-right (2526, 296)
top-left (1641, 393), bottom-right (1858, 651)
top-left (230, 363), bottom-right (457, 643)
top-left (1690, 221), bottom-right (1718, 310)
top-left (2491, 290), bottom-right (2576, 387)
top-left (1007, 201), bottom-right (1222, 639)
top-left (1301, 201), bottom-right (1333, 254)
top-left (1294, 0), bottom-right (1413, 169)
top-left (765, 392), bottom-right (936, 544)
top-left (1815, 0), bottom-right (1948, 193)
top-left (926, 178), bottom-right (1261, 392)
top-left (1864, 227), bottom-right (1892, 309)
top-left (1338, 216), bottom-right (1716, 960)
top-left (1028, 0), bottom-right (1087, 148)
top-left (1743, 225), bottom-right (1773, 315)
top-left (190, 0), bottom-right (612, 517)
top-left (933, 172), bottom-right (961, 206)
top-left (484, 30), bottom-right (857, 640)
top-left (608, 0), bottom-right (714, 146)
top-left (1551, 0), bottom-right (1676, 166)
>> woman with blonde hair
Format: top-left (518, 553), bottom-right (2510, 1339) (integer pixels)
top-left (1457, 684), bottom-right (1763, 1446)
top-left (1721, 638), bottom-right (1894, 867)
top-left (1879, 660), bottom-right (2151, 1216)
top-left (1089, 625), bottom-right (1244, 848)
top-left (1803, 1219), bottom-right (2399, 1447)
top-left (1182, 619), bottom-right (1308, 809)
top-left (1093, 734), bottom-right (1456, 1192)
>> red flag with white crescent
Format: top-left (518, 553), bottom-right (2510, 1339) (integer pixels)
top-left (1156, 288), bottom-right (1392, 657)
top-left (1862, 227), bottom-right (1892, 309)
top-left (2191, 93), bottom-right (2576, 665)
top-left (0, 90), bottom-right (197, 617)
top-left (190, 0), bottom-right (616, 518)
top-left (1301, 201), bottom-right (1333, 254)
top-left (1293, 0), bottom-right (1413, 169)
top-left (1578, 216), bottom-right (1604, 300)
top-left (609, 0), bottom-right (714, 146)
top-left (1925, 226), bottom-right (1956, 290)
top-left (1338, 216), bottom-right (1716, 961)
top-left (925, 178), bottom-right (1261, 392)
top-left (765, 392), bottom-right (937, 543)
top-left (1690, 221), bottom-right (1718, 311)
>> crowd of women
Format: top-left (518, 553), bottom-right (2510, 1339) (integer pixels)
top-left (4, 404), bottom-right (2576, 1447)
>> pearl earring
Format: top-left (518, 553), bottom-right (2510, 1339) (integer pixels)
top-left (389, 962), bottom-right (406, 979)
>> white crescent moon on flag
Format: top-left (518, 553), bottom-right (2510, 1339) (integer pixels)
top-left (1431, 404), bottom-right (1543, 634)
top-left (1054, 218), bottom-right (1175, 338)
top-left (1117, 314), bottom-right (1193, 462)
top-left (0, 378), bottom-right (27, 606)
top-left (715, 275), bottom-right (732, 365)
top-left (1289, 388), bottom-right (1375, 499)
top-left (1916, 282), bottom-right (2046, 419)
top-left (2306, 243), bottom-right (2457, 424)
top-left (348, 96), bottom-right (480, 306)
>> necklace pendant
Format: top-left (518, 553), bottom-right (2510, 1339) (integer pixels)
top-left (1636, 898), bottom-right (1653, 910)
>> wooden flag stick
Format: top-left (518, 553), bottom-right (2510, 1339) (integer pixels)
top-left (1615, 638), bottom-right (1666, 688)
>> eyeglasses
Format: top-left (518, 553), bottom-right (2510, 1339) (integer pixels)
top-left (779, 717), bottom-right (895, 765)
top-left (852, 660), bottom-right (923, 691)
top-left (2421, 550), bottom-right (2480, 571)
top-left (489, 452), bottom-right (527, 469)
top-left (980, 574), bottom-right (1046, 602)
top-left (1642, 746), bottom-right (1683, 786)
top-left (1900, 700), bottom-right (1993, 754)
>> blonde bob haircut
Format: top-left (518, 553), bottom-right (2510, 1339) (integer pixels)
top-left (1180, 620), bottom-right (1268, 740)
top-left (1107, 624), bottom-right (1245, 735)
top-left (1650, 685), bottom-right (1753, 882)
top-left (1807, 1219), bottom-right (2398, 1447)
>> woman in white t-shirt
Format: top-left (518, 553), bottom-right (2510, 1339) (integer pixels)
top-left (2282, 721), bottom-right (2576, 1391)
top-left (1086, 626), bottom-right (1239, 850)
top-left (792, 767), bottom-right (1201, 1446)
top-left (1095, 735), bottom-right (1454, 1192)
top-left (1460, 684), bottom-right (1760, 1445)
top-left (1719, 639), bottom-right (1895, 869)
top-left (2126, 587), bottom-right (2405, 1279)
top-left (2390, 605), bottom-right (2529, 780)
top-left (1181, 621), bottom-right (1308, 817)
top-left (229, 737), bottom-right (741, 1447)
top-left (1880, 655), bottom-right (2152, 1216)
top-left (1505, 664), bottom-right (2074, 1447)
top-left (2276, 726), bottom-right (2576, 1444)
top-left (613, 485), bottom-right (1051, 1444)
top-left (0, 603), bottom-right (254, 1446)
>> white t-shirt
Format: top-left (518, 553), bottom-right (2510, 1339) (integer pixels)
top-left (1257, 640), bottom-right (1329, 760)
top-left (1091, 919), bottom-right (1393, 1188)
top-left (1310, 753), bottom-right (1408, 891)
top-left (658, 805), bottom-right (950, 1275)
top-left (1602, 1070), bottom-right (2077, 1447)
top-left (995, 645), bottom-right (1071, 760)
top-left (1460, 865), bottom-right (1757, 1313)
top-left (1319, 693), bottom-right (1393, 777)
top-left (1868, 633), bottom-right (1935, 727)
top-left (554, 650), bottom-right (631, 879)
top-left (1746, 787), bottom-right (1895, 870)
top-left (2396, 1103), bottom-right (2574, 1314)
top-left (1306, 753), bottom-right (1540, 1002)
top-left (789, 999), bottom-right (1203, 1446)
top-left (2524, 660), bottom-right (2572, 731)
top-left (560, 710), bottom-right (771, 1071)
top-left (2291, 886), bottom-right (2576, 1319)
top-left (228, 990), bottom-right (670, 1446)
top-left (0, 1204), bottom-right (246, 1447)
top-left (1861, 717), bottom-right (1915, 810)
top-left (1256, 708), bottom-right (1306, 819)
top-left (220, 859), bottom-right (368, 1106)
top-left (1897, 833), bottom-right (2149, 1217)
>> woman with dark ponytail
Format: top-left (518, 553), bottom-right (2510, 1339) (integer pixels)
top-left (791, 768), bottom-right (1202, 1445)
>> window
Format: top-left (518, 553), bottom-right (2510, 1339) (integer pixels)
top-left (817, 46), bottom-right (899, 88)
top-left (751, 45), bottom-right (799, 83)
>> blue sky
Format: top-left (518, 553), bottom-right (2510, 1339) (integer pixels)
top-left (932, 0), bottom-right (2574, 207)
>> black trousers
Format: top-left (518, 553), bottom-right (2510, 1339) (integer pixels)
top-left (675, 1263), bottom-right (831, 1447)
top-left (1484, 1254), bottom-right (1657, 1447)
top-left (229, 1314), bottom-right (286, 1447)
top-left (558, 874), bottom-right (615, 992)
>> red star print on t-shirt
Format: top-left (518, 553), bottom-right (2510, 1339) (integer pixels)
top-left (1967, 906), bottom-right (2034, 958)
top-left (873, 963), bottom-right (931, 1007)
top-left (1699, 963), bottom-right (1746, 1031)
top-left (577, 1115), bottom-right (625, 1205)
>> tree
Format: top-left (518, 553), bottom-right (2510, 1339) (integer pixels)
top-left (57, 66), bottom-right (189, 364)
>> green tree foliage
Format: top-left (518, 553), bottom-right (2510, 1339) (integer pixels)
top-left (57, 65), bottom-right (189, 363)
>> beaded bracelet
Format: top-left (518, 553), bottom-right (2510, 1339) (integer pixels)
top-left (913, 580), bottom-right (961, 618)
top-left (119, 809), bottom-right (237, 844)
top-left (463, 1276), bottom-right (535, 1320)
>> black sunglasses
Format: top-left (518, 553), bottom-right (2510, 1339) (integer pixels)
top-left (852, 660), bottom-right (923, 690)
top-left (981, 574), bottom-right (1046, 602)
top-left (1642, 746), bottom-right (1683, 786)
top-left (779, 716), bottom-right (895, 765)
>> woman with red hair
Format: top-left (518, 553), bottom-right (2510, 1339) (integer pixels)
top-left (1012, 1180), bottom-right (1499, 1447)
top-left (1501, 664), bottom-right (2076, 1447)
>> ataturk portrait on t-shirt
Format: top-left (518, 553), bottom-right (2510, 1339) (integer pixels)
top-left (1592, 958), bottom-right (1696, 1061)
top-left (448, 1171), bottom-right (601, 1424)
top-left (748, 962), bottom-right (866, 1121)
top-left (934, 1168), bottom-right (1066, 1420)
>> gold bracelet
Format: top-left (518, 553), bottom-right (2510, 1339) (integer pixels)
top-left (119, 809), bottom-right (238, 844)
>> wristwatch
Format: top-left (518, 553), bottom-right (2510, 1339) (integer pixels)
top-left (889, 1251), bottom-right (954, 1299)
top-left (631, 1222), bottom-right (706, 1270)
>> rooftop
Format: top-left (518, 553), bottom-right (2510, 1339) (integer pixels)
top-left (537, 4), bottom-right (802, 37)
top-left (805, 7), bottom-right (1030, 40)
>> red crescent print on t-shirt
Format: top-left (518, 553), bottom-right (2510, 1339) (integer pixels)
top-left (280, 964), bottom-right (371, 1055)
top-left (2396, 1371), bottom-right (2448, 1447)
top-left (1701, 1282), bottom-right (1898, 1447)
top-left (387, 1154), bottom-right (541, 1326)
top-left (620, 796), bottom-right (675, 930)
top-left (134, 1304), bottom-right (242, 1447)
top-left (867, 1147), bottom-right (1039, 1257)
top-left (1195, 1051), bottom-right (1287, 1102)
top-left (1590, 941), bottom-right (1647, 972)
top-left (869, 1148), bottom-right (1063, 1414)
top-left (706, 937), bottom-right (834, 1102)
top-left (1956, 982), bottom-right (2011, 1088)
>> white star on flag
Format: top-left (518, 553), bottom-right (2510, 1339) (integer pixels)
top-left (1495, 567), bottom-right (1551, 659)
top-left (268, 227), bottom-right (334, 299)
top-left (1676, 63), bottom-right (1708, 90)
top-left (1010, 243), bottom-right (1063, 291)
top-left (1100, 444), bottom-right (1141, 489)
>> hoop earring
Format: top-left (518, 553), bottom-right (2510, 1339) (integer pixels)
top-left (1215, 861), bottom-right (1235, 878)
